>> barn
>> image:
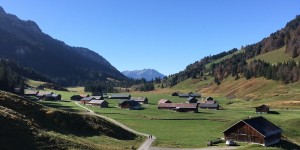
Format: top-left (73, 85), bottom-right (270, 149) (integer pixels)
top-left (131, 97), bottom-right (148, 104)
top-left (158, 99), bottom-right (172, 104)
top-left (187, 97), bottom-right (198, 103)
top-left (223, 116), bottom-right (282, 146)
top-left (110, 94), bottom-right (131, 99)
top-left (88, 100), bottom-right (108, 108)
top-left (255, 104), bottom-right (270, 114)
top-left (119, 100), bottom-right (141, 110)
top-left (199, 103), bottom-right (219, 110)
top-left (158, 103), bottom-right (198, 113)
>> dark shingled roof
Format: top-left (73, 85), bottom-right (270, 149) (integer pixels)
top-left (224, 116), bottom-right (282, 137)
top-left (199, 103), bottom-right (219, 108)
top-left (255, 104), bottom-right (270, 109)
top-left (158, 103), bottom-right (198, 109)
top-left (119, 100), bottom-right (141, 106)
top-left (158, 99), bottom-right (172, 103)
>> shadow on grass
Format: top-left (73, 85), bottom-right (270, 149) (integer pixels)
top-left (271, 139), bottom-right (300, 150)
top-left (269, 111), bottom-right (280, 115)
top-left (39, 101), bottom-right (82, 113)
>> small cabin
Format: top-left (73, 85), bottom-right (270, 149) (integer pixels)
top-left (158, 99), bottom-right (172, 104)
top-left (187, 97), bottom-right (198, 103)
top-left (171, 92), bottom-right (179, 96)
top-left (110, 94), bottom-right (131, 99)
top-left (88, 100), bottom-right (108, 108)
top-left (43, 94), bottom-right (61, 101)
top-left (24, 90), bottom-right (39, 96)
top-left (199, 103), bottom-right (219, 110)
top-left (158, 103), bottom-right (198, 113)
top-left (71, 95), bottom-right (83, 101)
top-left (223, 116), bottom-right (282, 146)
top-left (80, 97), bottom-right (95, 104)
top-left (119, 100), bottom-right (141, 110)
top-left (131, 97), bottom-right (148, 104)
top-left (255, 104), bottom-right (270, 114)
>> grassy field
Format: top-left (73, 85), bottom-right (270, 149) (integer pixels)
top-left (40, 90), bottom-right (300, 149)
top-left (247, 46), bottom-right (300, 64)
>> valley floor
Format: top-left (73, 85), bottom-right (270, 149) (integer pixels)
top-left (38, 87), bottom-right (300, 150)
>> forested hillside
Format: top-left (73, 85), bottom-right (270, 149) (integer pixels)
top-left (166, 15), bottom-right (300, 86)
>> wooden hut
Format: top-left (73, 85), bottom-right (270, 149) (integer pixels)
top-left (119, 100), bottom-right (141, 110)
top-left (223, 116), bottom-right (282, 146)
top-left (88, 100), bottom-right (108, 108)
top-left (255, 104), bottom-right (270, 114)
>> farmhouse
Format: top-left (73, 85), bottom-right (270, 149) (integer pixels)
top-left (71, 95), bottom-right (83, 101)
top-left (158, 99), bottom-right (172, 104)
top-left (178, 92), bottom-right (201, 98)
top-left (158, 103), bottom-right (198, 113)
top-left (119, 100), bottom-right (141, 110)
top-left (223, 116), bottom-right (282, 146)
top-left (80, 97), bottom-right (95, 104)
top-left (110, 94), bottom-right (131, 99)
top-left (255, 104), bottom-right (270, 114)
top-left (90, 96), bottom-right (104, 100)
top-left (187, 97), bottom-right (198, 103)
top-left (88, 100), bottom-right (108, 108)
top-left (37, 91), bottom-right (53, 98)
top-left (199, 103), bottom-right (219, 110)
top-left (199, 96), bottom-right (219, 110)
top-left (131, 97), bottom-right (148, 104)
top-left (42, 94), bottom-right (61, 101)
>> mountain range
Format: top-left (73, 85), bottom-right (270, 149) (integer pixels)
top-left (122, 69), bottom-right (166, 81)
top-left (0, 6), bottom-right (126, 86)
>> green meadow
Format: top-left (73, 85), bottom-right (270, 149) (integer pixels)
top-left (39, 91), bottom-right (300, 149)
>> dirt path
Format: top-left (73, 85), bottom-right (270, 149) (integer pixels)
top-left (75, 102), bottom-right (154, 150)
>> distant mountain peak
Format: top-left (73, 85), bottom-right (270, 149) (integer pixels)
top-left (0, 6), bottom-right (6, 14)
top-left (122, 69), bottom-right (166, 81)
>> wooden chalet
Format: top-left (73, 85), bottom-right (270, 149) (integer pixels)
top-left (88, 100), bottom-right (108, 108)
top-left (178, 92), bottom-right (201, 98)
top-left (43, 94), bottom-right (61, 101)
top-left (110, 94), bottom-right (131, 99)
top-left (71, 95), bottom-right (83, 101)
top-left (158, 99), bottom-right (172, 104)
top-left (223, 116), bottom-right (282, 146)
top-left (255, 104), bottom-right (270, 114)
top-left (90, 96), bottom-right (104, 100)
top-left (199, 103), bottom-right (219, 110)
top-left (80, 97), bottom-right (95, 104)
top-left (171, 92), bottom-right (179, 96)
top-left (158, 103), bottom-right (198, 113)
top-left (37, 91), bottom-right (53, 98)
top-left (131, 97), bottom-right (148, 104)
top-left (119, 100), bottom-right (141, 110)
top-left (187, 97), bottom-right (198, 103)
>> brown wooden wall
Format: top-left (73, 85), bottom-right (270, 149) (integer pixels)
top-left (224, 122), bottom-right (264, 144)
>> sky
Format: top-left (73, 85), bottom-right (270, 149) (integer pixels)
top-left (0, 0), bottom-right (300, 75)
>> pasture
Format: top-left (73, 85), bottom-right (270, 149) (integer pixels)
top-left (39, 91), bottom-right (300, 149)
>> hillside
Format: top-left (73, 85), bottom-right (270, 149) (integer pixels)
top-left (122, 69), bottom-right (166, 81)
top-left (0, 90), bottom-right (142, 149)
top-left (166, 15), bottom-right (300, 88)
top-left (0, 6), bottom-right (126, 86)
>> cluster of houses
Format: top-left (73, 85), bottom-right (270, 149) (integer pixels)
top-left (24, 90), bottom-right (61, 101)
top-left (71, 93), bottom-right (148, 110)
top-left (159, 92), bottom-right (220, 113)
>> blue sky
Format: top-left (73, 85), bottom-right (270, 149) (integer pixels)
top-left (0, 1), bottom-right (299, 75)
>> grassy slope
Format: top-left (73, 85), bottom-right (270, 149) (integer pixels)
top-left (205, 49), bottom-right (245, 68)
top-left (247, 46), bottom-right (300, 64)
top-left (0, 91), bottom-right (143, 150)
